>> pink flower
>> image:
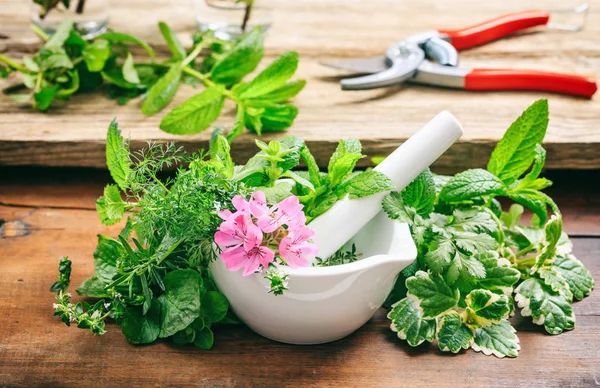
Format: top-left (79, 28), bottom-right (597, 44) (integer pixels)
top-left (257, 196), bottom-right (305, 233)
top-left (279, 225), bottom-right (319, 268)
top-left (214, 213), bottom-right (251, 248)
top-left (220, 224), bottom-right (274, 276)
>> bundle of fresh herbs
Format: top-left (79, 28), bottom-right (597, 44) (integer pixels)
top-left (51, 119), bottom-right (392, 348)
top-left (384, 99), bottom-right (594, 357)
top-left (51, 99), bottom-right (593, 356)
top-left (0, 20), bottom-right (304, 141)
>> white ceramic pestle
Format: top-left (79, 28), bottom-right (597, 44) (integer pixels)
top-left (309, 111), bottom-right (464, 260)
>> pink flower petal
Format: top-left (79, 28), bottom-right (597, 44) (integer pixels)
top-left (218, 209), bottom-right (233, 221)
top-left (243, 224), bottom-right (263, 251)
top-left (232, 195), bottom-right (250, 213)
top-left (249, 191), bottom-right (270, 218)
top-left (220, 246), bottom-right (248, 271)
top-left (257, 215), bottom-right (280, 233)
top-left (257, 246), bottom-right (275, 267)
top-left (214, 231), bottom-right (241, 247)
top-left (242, 255), bottom-right (261, 276)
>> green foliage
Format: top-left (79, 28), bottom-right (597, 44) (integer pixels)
top-left (0, 22), bottom-right (304, 141)
top-left (383, 100), bottom-right (593, 358)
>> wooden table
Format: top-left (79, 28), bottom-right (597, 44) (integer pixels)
top-left (1, 0), bottom-right (600, 171)
top-left (0, 167), bottom-right (599, 387)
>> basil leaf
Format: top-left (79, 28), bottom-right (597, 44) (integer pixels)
top-left (211, 27), bottom-right (263, 85)
top-left (33, 85), bottom-right (59, 111)
top-left (76, 275), bottom-right (110, 298)
top-left (36, 46), bottom-right (73, 71)
top-left (141, 62), bottom-right (182, 115)
top-left (487, 99), bottom-right (549, 184)
top-left (160, 86), bottom-right (225, 134)
top-left (92, 234), bottom-right (123, 283)
top-left (194, 327), bottom-right (214, 350)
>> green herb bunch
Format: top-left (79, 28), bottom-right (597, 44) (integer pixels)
top-left (384, 100), bottom-right (594, 358)
top-left (51, 120), bottom-right (392, 347)
top-left (0, 20), bottom-right (305, 142)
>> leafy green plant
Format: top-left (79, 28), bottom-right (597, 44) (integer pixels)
top-left (0, 20), bottom-right (304, 142)
top-left (51, 120), bottom-right (390, 347)
top-left (384, 99), bottom-right (594, 358)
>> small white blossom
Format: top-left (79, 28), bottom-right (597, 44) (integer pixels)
top-left (104, 302), bottom-right (111, 309)
top-left (52, 303), bottom-right (59, 309)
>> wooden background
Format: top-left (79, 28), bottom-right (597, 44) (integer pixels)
top-left (0, 168), bottom-right (599, 387)
top-left (1, 0), bottom-right (600, 170)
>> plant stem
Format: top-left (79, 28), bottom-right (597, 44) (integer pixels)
top-left (76, 0), bottom-right (86, 14)
top-left (30, 23), bottom-right (50, 42)
top-left (0, 54), bottom-right (31, 73)
top-left (241, 0), bottom-right (254, 32)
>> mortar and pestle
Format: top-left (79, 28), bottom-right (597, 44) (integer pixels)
top-left (210, 111), bottom-right (464, 344)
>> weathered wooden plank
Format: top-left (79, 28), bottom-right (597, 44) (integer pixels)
top-left (0, 0), bottom-right (599, 170)
top-left (0, 198), bottom-right (598, 387)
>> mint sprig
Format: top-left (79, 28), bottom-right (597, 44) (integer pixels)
top-left (384, 99), bottom-right (594, 358)
top-left (0, 21), bottom-right (305, 142)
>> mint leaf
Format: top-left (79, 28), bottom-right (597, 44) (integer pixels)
top-left (401, 169), bottom-right (436, 216)
top-left (487, 99), bottom-right (549, 184)
top-left (239, 51), bottom-right (299, 99)
top-left (472, 320), bottom-right (520, 358)
top-left (464, 289), bottom-right (510, 328)
top-left (45, 19), bottom-right (73, 48)
top-left (82, 40), bottom-right (111, 72)
top-left (515, 144), bottom-right (546, 190)
top-left (248, 79), bottom-right (306, 104)
top-left (300, 145), bottom-right (321, 187)
top-left (500, 204), bottom-right (524, 229)
top-left (96, 184), bottom-right (126, 225)
top-left (406, 271), bottom-right (459, 318)
top-left (437, 311), bottom-right (474, 353)
top-left (142, 62), bottom-right (182, 115)
top-left (226, 105), bottom-right (246, 143)
top-left (439, 169), bottom-right (506, 203)
top-left (551, 255), bottom-right (594, 301)
top-left (105, 120), bottom-right (131, 190)
top-left (160, 86), bottom-right (225, 134)
top-left (211, 27), bottom-right (263, 85)
top-left (36, 46), bottom-right (73, 71)
top-left (158, 21), bottom-right (186, 60)
top-left (156, 269), bottom-right (204, 338)
top-left (122, 52), bottom-right (140, 84)
top-left (96, 31), bottom-right (155, 60)
top-left (209, 134), bottom-right (234, 178)
top-left (538, 267), bottom-right (573, 301)
top-left (338, 170), bottom-right (394, 199)
top-left (388, 298), bottom-right (436, 346)
top-left (245, 104), bottom-right (298, 133)
top-left (509, 193), bottom-right (548, 225)
top-left (328, 139), bottom-right (364, 187)
top-left (514, 277), bottom-right (575, 334)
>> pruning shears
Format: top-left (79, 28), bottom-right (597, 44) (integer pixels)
top-left (322, 4), bottom-right (597, 98)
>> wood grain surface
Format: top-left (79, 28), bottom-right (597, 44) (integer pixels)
top-left (1, 0), bottom-right (600, 170)
top-left (0, 168), bottom-right (599, 387)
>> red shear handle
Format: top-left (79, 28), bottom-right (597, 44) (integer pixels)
top-left (439, 10), bottom-right (550, 50)
top-left (465, 69), bottom-right (598, 98)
